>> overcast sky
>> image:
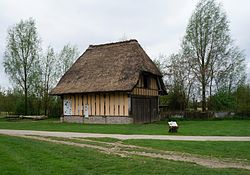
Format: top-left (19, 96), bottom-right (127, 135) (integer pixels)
top-left (0, 0), bottom-right (249, 88)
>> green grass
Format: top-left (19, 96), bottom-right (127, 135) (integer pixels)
top-left (122, 139), bottom-right (250, 163)
top-left (0, 135), bottom-right (249, 175)
top-left (0, 118), bottom-right (250, 136)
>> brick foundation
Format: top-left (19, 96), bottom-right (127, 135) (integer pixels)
top-left (62, 116), bottom-right (84, 123)
top-left (61, 116), bottom-right (133, 124)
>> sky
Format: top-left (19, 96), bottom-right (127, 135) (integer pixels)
top-left (0, 0), bottom-right (249, 88)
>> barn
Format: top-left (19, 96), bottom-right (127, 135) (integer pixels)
top-left (50, 39), bottom-right (166, 124)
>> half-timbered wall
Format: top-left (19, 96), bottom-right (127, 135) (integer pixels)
top-left (63, 92), bottom-right (129, 116)
top-left (132, 76), bottom-right (158, 96)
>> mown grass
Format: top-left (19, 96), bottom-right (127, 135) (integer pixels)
top-left (0, 134), bottom-right (249, 175)
top-left (49, 136), bottom-right (250, 163)
top-left (122, 139), bottom-right (250, 163)
top-left (0, 118), bottom-right (250, 136)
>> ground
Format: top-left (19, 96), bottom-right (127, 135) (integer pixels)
top-left (0, 118), bottom-right (250, 136)
top-left (0, 118), bottom-right (250, 174)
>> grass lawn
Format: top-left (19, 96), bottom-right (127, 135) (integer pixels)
top-left (41, 136), bottom-right (250, 163)
top-left (0, 118), bottom-right (250, 136)
top-left (0, 135), bottom-right (249, 175)
top-left (123, 139), bottom-right (250, 163)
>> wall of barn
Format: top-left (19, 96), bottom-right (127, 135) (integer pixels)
top-left (63, 92), bottom-right (129, 117)
top-left (132, 76), bottom-right (158, 96)
top-left (61, 76), bottom-right (160, 124)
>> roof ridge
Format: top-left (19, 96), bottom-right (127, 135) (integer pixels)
top-left (89, 39), bottom-right (138, 48)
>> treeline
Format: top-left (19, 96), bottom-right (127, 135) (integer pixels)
top-left (1, 18), bottom-right (79, 117)
top-left (0, 88), bottom-right (61, 117)
top-left (160, 85), bottom-right (250, 115)
top-left (156, 0), bottom-right (249, 116)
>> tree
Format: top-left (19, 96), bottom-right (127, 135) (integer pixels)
top-left (56, 44), bottom-right (79, 82)
top-left (234, 85), bottom-right (250, 116)
top-left (41, 46), bottom-right (57, 115)
top-left (182, 0), bottom-right (245, 111)
top-left (3, 18), bottom-right (41, 115)
top-left (214, 47), bottom-right (246, 93)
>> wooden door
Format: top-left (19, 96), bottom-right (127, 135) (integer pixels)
top-left (132, 96), bottom-right (159, 123)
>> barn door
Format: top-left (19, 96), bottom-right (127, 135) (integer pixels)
top-left (132, 96), bottom-right (159, 123)
top-left (132, 97), bottom-right (151, 123)
top-left (150, 97), bottom-right (158, 122)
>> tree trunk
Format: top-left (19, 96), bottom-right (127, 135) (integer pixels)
top-left (202, 75), bottom-right (206, 112)
top-left (24, 87), bottom-right (28, 115)
top-left (24, 65), bottom-right (28, 115)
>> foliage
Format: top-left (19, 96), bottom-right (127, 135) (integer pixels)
top-left (234, 85), bottom-right (250, 116)
top-left (3, 18), bottom-right (41, 114)
top-left (56, 44), bottom-right (79, 80)
top-left (156, 0), bottom-right (246, 112)
top-left (1, 19), bottom-right (78, 117)
top-left (165, 86), bottom-right (186, 110)
top-left (208, 90), bottom-right (235, 111)
top-left (0, 87), bottom-right (61, 116)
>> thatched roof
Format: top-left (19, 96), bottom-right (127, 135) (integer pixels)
top-left (50, 39), bottom-right (166, 95)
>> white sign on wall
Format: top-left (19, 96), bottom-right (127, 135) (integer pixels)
top-left (84, 104), bottom-right (89, 118)
top-left (64, 99), bottom-right (72, 115)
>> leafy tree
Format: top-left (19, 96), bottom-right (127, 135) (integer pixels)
top-left (56, 44), bottom-right (79, 82)
top-left (40, 46), bottom-right (56, 115)
top-left (3, 18), bottom-right (41, 115)
top-left (208, 90), bottom-right (235, 111)
top-left (182, 0), bottom-right (245, 111)
top-left (234, 85), bottom-right (250, 116)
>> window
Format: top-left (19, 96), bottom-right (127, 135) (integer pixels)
top-left (143, 75), bottom-right (151, 88)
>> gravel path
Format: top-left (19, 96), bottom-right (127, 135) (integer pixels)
top-left (0, 129), bottom-right (250, 141)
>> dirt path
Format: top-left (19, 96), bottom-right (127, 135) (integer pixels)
top-left (0, 129), bottom-right (250, 141)
top-left (2, 133), bottom-right (250, 170)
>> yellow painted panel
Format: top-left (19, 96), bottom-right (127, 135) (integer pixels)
top-left (154, 79), bottom-right (157, 89)
top-left (105, 93), bottom-right (110, 116)
top-left (124, 94), bottom-right (128, 116)
top-left (79, 95), bottom-right (82, 115)
top-left (71, 95), bottom-right (75, 115)
top-left (109, 93), bottom-right (114, 116)
top-left (115, 93), bottom-right (119, 116)
top-left (76, 95), bottom-right (79, 115)
top-left (91, 94), bottom-right (95, 116)
top-left (87, 95), bottom-right (91, 115)
top-left (100, 94), bottom-right (104, 115)
top-left (82, 95), bottom-right (85, 107)
top-left (119, 93), bottom-right (124, 116)
top-left (96, 94), bottom-right (100, 115)
top-left (78, 95), bottom-right (82, 115)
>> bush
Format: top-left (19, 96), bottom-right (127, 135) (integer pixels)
top-left (208, 90), bottom-right (235, 111)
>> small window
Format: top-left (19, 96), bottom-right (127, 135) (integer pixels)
top-left (143, 75), bottom-right (150, 88)
top-left (143, 75), bottom-right (148, 88)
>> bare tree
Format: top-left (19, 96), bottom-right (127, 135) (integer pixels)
top-left (3, 18), bottom-right (41, 115)
top-left (182, 0), bottom-right (245, 111)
